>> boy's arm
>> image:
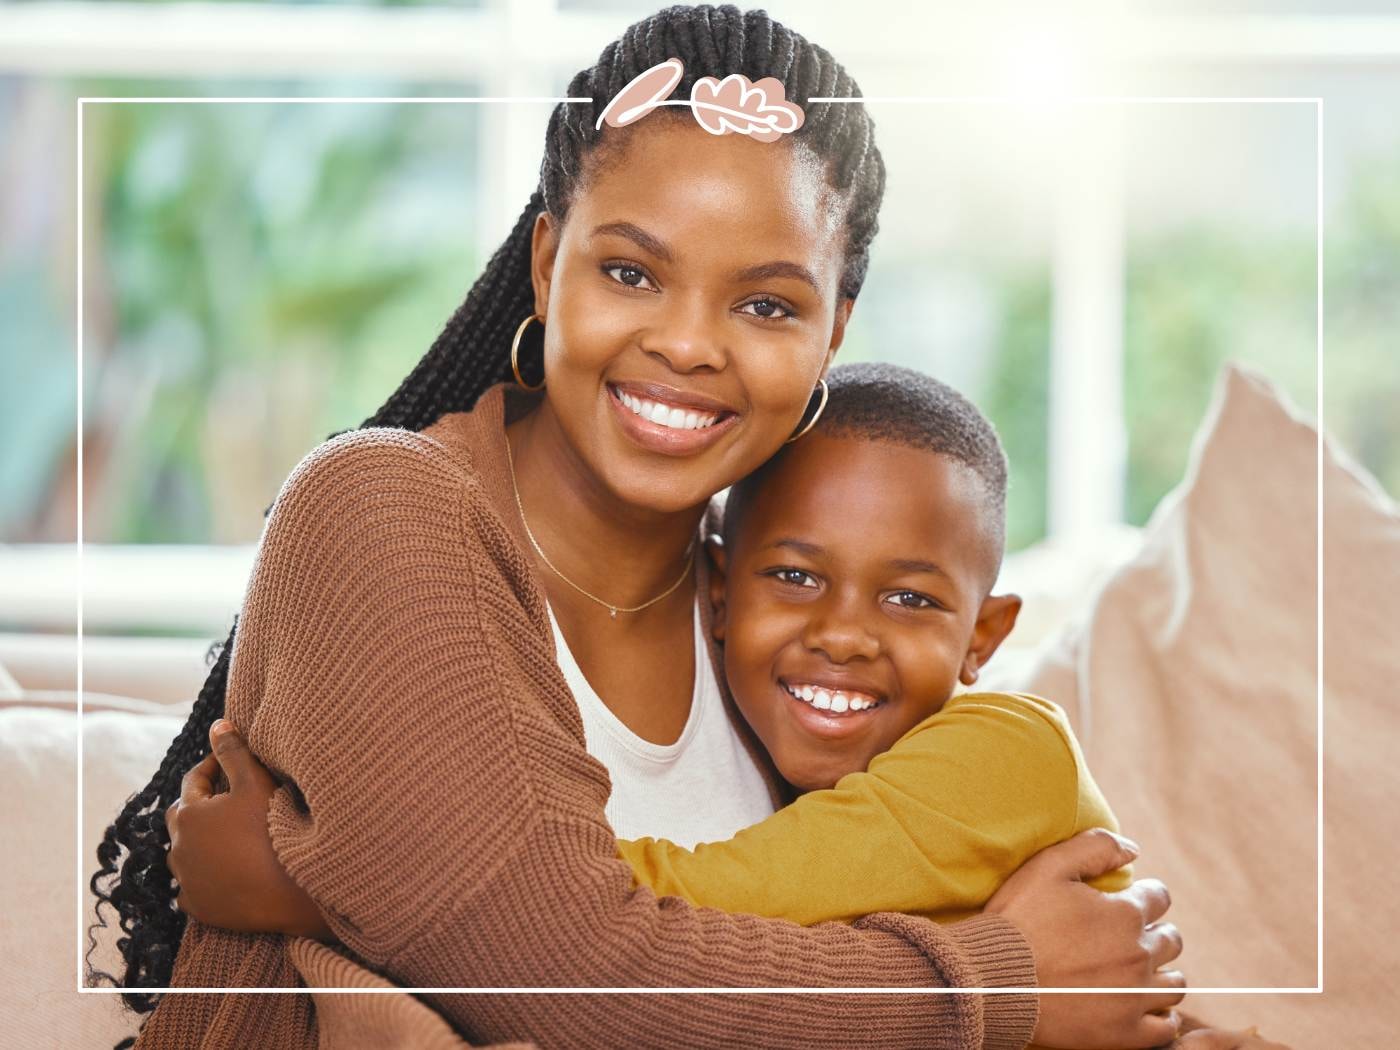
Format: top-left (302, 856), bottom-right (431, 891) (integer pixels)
top-left (618, 692), bottom-right (1130, 923)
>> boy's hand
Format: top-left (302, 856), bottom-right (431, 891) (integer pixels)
top-left (165, 720), bottom-right (337, 942)
top-left (986, 828), bottom-right (1185, 1049)
top-left (1173, 1028), bottom-right (1291, 1049)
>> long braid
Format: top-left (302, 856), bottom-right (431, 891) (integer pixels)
top-left (89, 2), bottom-right (888, 1022)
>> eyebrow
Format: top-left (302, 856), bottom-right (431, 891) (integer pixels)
top-left (770, 540), bottom-right (953, 581)
top-left (590, 221), bottom-right (822, 295)
top-left (770, 538), bottom-right (826, 558)
top-left (889, 558), bottom-right (953, 582)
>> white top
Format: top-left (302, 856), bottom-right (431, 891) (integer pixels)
top-left (545, 600), bottom-right (776, 849)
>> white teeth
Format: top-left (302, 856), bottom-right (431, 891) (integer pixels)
top-left (785, 682), bottom-right (882, 715)
top-left (616, 388), bottom-right (720, 430)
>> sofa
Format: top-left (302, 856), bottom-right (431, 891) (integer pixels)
top-left (3, 364), bottom-right (1394, 1047)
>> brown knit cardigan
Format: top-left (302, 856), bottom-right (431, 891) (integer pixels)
top-left (132, 383), bottom-right (1039, 1050)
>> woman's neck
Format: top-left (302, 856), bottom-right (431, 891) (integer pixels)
top-left (505, 401), bottom-right (707, 619)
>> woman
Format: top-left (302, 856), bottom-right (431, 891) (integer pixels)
top-left (92, 6), bottom-right (1185, 1048)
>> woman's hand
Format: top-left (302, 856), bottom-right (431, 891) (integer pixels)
top-left (985, 828), bottom-right (1186, 1049)
top-left (164, 720), bottom-right (337, 942)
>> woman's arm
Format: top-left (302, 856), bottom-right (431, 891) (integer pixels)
top-left (161, 426), bottom-right (1183, 1049)
top-left (617, 692), bottom-right (1131, 925)
top-left (170, 728), bottom-right (1183, 1050)
top-left (169, 726), bottom-right (1190, 1050)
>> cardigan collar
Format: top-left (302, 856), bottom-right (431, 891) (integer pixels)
top-left (425, 382), bottom-right (792, 811)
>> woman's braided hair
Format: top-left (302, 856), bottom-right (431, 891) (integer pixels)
top-left (89, 2), bottom-right (887, 1022)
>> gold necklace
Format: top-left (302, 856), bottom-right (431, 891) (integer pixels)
top-left (504, 434), bottom-right (696, 619)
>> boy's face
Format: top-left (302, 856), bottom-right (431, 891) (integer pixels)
top-left (714, 432), bottom-right (1019, 792)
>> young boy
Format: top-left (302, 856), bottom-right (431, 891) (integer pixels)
top-left (616, 366), bottom-right (1280, 1049)
top-left (615, 360), bottom-right (1132, 926)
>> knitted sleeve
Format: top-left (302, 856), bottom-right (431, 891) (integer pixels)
top-left (617, 692), bottom-right (1131, 927)
top-left (233, 427), bottom-right (1038, 1050)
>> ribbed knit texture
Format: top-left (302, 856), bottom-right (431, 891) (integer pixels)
top-left (291, 939), bottom-right (532, 1050)
top-left (133, 383), bottom-right (1038, 1050)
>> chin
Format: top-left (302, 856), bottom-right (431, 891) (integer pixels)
top-left (779, 759), bottom-right (844, 794)
top-left (606, 462), bottom-right (726, 516)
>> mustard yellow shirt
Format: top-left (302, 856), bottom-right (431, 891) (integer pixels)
top-left (617, 691), bottom-right (1132, 926)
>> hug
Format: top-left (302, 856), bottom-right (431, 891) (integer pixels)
top-left (91, 5), bottom-right (1290, 1049)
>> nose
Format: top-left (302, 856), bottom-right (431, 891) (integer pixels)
top-left (642, 293), bottom-right (728, 374)
top-left (799, 588), bottom-right (881, 665)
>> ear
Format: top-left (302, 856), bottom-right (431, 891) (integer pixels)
top-left (704, 534), bottom-right (729, 643)
top-left (530, 210), bottom-right (559, 318)
top-left (822, 297), bottom-right (855, 373)
top-left (959, 593), bottom-right (1022, 687)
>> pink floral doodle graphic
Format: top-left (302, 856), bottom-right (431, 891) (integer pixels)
top-left (689, 74), bottom-right (803, 141)
top-left (595, 58), bottom-right (686, 129)
top-left (595, 57), bottom-right (805, 142)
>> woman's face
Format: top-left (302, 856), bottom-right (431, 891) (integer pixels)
top-left (529, 117), bottom-right (854, 515)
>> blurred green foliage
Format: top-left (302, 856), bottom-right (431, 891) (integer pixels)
top-left (79, 83), bottom-right (481, 542)
top-left (1123, 227), bottom-right (1317, 526)
top-left (1324, 152), bottom-right (1400, 497)
top-left (980, 272), bottom-right (1051, 553)
top-left (3, 83), bottom-right (1393, 549)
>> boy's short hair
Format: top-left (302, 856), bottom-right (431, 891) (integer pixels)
top-left (722, 362), bottom-right (1010, 582)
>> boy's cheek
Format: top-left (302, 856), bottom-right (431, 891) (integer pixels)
top-left (722, 590), bottom-right (791, 664)
top-left (724, 632), bottom-right (794, 751)
top-left (891, 634), bottom-right (965, 709)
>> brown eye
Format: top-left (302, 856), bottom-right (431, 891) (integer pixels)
top-left (886, 590), bottom-right (938, 610)
top-left (764, 567), bottom-right (818, 588)
top-left (740, 297), bottom-right (795, 321)
top-left (602, 262), bottom-right (655, 291)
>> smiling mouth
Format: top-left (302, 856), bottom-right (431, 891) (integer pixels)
top-left (781, 680), bottom-right (886, 715)
top-left (609, 384), bottom-right (732, 432)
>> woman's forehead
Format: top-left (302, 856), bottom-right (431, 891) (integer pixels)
top-left (574, 121), bottom-right (844, 249)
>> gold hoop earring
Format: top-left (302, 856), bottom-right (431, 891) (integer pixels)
top-left (511, 313), bottom-right (546, 392)
top-left (785, 378), bottom-right (828, 444)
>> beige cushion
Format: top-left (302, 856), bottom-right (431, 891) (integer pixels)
top-left (0, 656), bottom-right (20, 698)
top-left (0, 693), bottom-right (189, 1048)
top-left (0, 632), bottom-right (216, 705)
top-left (1023, 363), bottom-right (1399, 1042)
top-left (0, 690), bottom-right (527, 1049)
